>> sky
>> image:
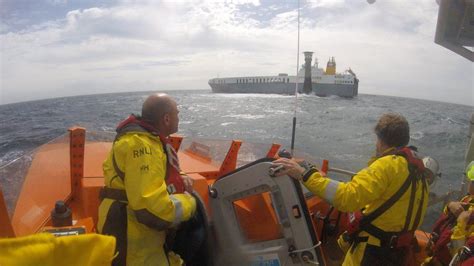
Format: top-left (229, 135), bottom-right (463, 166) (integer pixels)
top-left (0, 0), bottom-right (473, 106)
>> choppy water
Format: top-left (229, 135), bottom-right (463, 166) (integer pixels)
top-left (0, 90), bottom-right (472, 229)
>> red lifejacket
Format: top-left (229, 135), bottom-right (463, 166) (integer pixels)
top-left (429, 196), bottom-right (474, 265)
top-left (115, 114), bottom-right (185, 194)
top-left (430, 213), bottom-right (456, 264)
top-left (461, 256), bottom-right (474, 266)
top-left (345, 146), bottom-right (426, 250)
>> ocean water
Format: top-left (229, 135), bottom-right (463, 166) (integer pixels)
top-left (0, 90), bottom-right (472, 229)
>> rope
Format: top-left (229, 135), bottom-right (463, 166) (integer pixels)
top-left (288, 240), bottom-right (322, 253)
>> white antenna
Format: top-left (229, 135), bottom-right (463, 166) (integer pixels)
top-left (290, 0), bottom-right (300, 155)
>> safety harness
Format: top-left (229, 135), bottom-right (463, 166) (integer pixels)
top-left (344, 147), bottom-right (428, 252)
top-left (100, 114), bottom-right (185, 202)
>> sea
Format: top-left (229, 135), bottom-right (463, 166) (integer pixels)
top-left (0, 90), bottom-right (472, 229)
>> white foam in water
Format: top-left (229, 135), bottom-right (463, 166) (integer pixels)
top-left (207, 93), bottom-right (290, 99)
top-left (221, 122), bottom-right (236, 126)
top-left (100, 126), bottom-right (114, 131)
top-left (0, 150), bottom-right (25, 168)
top-left (222, 114), bottom-right (266, 120)
top-left (446, 117), bottom-right (464, 126)
top-left (411, 131), bottom-right (425, 140)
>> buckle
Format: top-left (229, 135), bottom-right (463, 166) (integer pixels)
top-left (389, 235), bottom-right (398, 248)
top-left (459, 246), bottom-right (472, 261)
top-left (342, 232), bottom-right (352, 242)
top-left (430, 232), bottom-right (439, 243)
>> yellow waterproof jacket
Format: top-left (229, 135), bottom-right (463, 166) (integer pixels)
top-left (0, 233), bottom-right (115, 266)
top-left (450, 204), bottom-right (474, 254)
top-left (97, 131), bottom-right (196, 266)
top-left (303, 153), bottom-right (428, 266)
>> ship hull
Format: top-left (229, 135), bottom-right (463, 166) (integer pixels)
top-left (209, 83), bottom-right (296, 95)
top-left (209, 81), bottom-right (358, 98)
top-left (314, 79), bottom-right (359, 98)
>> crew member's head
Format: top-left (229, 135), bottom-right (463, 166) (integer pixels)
top-left (374, 113), bottom-right (410, 156)
top-left (422, 156), bottom-right (440, 186)
top-left (141, 93), bottom-right (179, 136)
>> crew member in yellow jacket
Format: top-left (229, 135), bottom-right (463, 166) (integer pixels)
top-left (449, 207), bottom-right (474, 265)
top-left (98, 93), bottom-right (196, 266)
top-left (273, 113), bottom-right (429, 266)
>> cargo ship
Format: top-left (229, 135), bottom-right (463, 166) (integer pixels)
top-left (208, 52), bottom-right (359, 98)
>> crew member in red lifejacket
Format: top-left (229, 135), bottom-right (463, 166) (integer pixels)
top-left (97, 93), bottom-right (196, 266)
top-left (273, 113), bottom-right (429, 265)
top-left (424, 161), bottom-right (474, 266)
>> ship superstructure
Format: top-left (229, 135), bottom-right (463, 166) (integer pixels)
top-left (208, 52), bottom-right (359, 97)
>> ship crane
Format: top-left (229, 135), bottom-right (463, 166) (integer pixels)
top-left (347, 68), bottom-right (357, 77)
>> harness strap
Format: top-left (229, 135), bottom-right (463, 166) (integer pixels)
top-left (112, 150), bottom-right (125, 180)
top-left (349, 173), bottom-right (413, 252)
top-left (361, 167), bottom-right (413, 225)
top-left (350, 149), bottom-right (426, 251)
top-left (363, 223), bottom-right (414, 248)
top-left (412, 176), bottom-right (427, 230)
top-left (357, 176), bottom-right (427, 250)
top-left (403, 176), bottom-right (417, 232)
top-left (100, 187), bottom-right (128, 202)
top-left (350, 236), bottom-right (369, 253)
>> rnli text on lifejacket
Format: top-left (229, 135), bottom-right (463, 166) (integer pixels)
top-left (133, 147), bottom-right (152, 158)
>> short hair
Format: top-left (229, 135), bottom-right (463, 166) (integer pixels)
top-left (141, 95), bottom-right (175, 123)
top-left (374, 113), bottom-right (410, 147)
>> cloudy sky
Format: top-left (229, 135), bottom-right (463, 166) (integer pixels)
top-left (0, 0), bottom-right (472, 105)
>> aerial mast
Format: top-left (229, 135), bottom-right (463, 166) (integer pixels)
top-left (290, 0), bottom-right (301, 155)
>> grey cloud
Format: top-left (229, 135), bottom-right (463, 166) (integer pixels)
top-left (1, 0), bottom-right (472, 106)
top-left (83, 59), bottom-right (191, 71)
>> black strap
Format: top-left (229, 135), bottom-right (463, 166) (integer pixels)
top-left (102, 200), bottom-right (128, 266)
top-left (357, 170), bottom-right (427, 250)
top-left (412, 176), bottom-right (427, 230)
top-left (363, 223), bottom-right (396, 247)
top-left (350, 236), bottom-right (369, 253)
top-left (348, 173), bottom-right (413, 251)
top-left (112, 150), bottom-right (125, 180)
top-left (350, 153), bottom-right (428, 251)
top-left (361, 169), bottom-right (413, 226)
top-left (100, 187), bottom-right (128, 202)
top-left (402, 176), bottom-right (417, 231)
top-left (111, 131), bottom-right (126, 180)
